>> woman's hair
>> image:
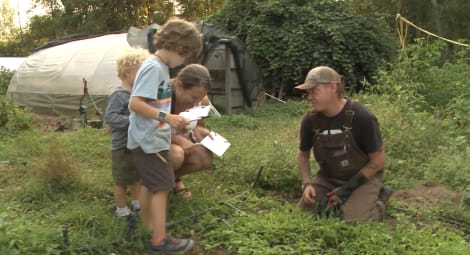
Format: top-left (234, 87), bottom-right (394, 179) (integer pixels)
top-left (175, 64), bottom-right (212, 90)
top-left (153, 17), bottom-right (203, 59)
top-left (116, 47), bottom-right (149, 80)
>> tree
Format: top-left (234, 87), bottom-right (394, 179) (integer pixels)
top-left (177, 0), bottom-right (225, 21)
top-left (1, 0), bottom-right (225, 56)
top-left (0, 1), bottom-right (27, 56)
top-left (0, 0), bottom-right (18, 41)
top-left (208, 0), bottom-right (396, 96)
top-left (0, 0), bottom-right (180, 56)
top-left (32, 0), bottom-right (176, 36)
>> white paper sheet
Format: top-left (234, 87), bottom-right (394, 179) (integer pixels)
top-left (179, 105), bottom-right (211, 121)
top-left (200, 131), bottom-right (231, 157)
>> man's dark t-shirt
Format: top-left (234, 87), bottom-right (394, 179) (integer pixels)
top-left (299, 99), bottom-right (383, 155)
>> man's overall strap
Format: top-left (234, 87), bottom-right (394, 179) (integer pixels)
top-left (310, 111), bottom-right (321, 137)
top-left (343, 100), bottom-right (355, 137)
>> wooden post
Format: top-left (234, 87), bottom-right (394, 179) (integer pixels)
top-left (224, 46), bottom-right (232, 114)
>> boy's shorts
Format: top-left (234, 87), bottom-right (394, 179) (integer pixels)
top-left (111, 148), bottom-right (140, 185)
top-left (130, 147), bottom-right (175, 193)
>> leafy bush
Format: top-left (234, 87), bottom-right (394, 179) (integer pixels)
top-left (447, 95), bottom-right (470, 128)
top-left (361, 40), bottom-right (470, 194)
top-left (370, 39), bottom-right (470, 127)
top-left (400, 40), bottom-right (470, 109)
top-left (209, 0), bottom-right (396, 93)
top-left (1, 67), bottom-right (33, 132)
top-left (0, 96), bottom-right (38, 133)
top-left (358, 94), bottom-right (469, 190)
top-left (0, 67), bottom-right (14, 95)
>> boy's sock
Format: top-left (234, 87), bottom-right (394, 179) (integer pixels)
top-left (131, 200), bottom-right (140, 212)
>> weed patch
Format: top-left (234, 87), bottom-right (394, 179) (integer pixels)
top-left (35, 136), bottom-right (81, 187)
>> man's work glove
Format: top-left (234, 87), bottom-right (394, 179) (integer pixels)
top-left (316, 194), bottom-right (341, 217)
top-left (327, 173), bottom-right (367, 207)
top-left (316, 195), bottom-right (329, 215)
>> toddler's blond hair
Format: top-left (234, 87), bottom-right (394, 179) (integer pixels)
top-left (116, 47), bottom-right (149, 80)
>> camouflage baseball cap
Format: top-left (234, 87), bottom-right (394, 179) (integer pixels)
top-left (295, 66), bottom-right (340, 90)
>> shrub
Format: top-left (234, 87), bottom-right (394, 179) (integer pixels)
top-left (0, 96), bottom-right (38, 133)
top-left (370, 39), bottom-right (470, 128)
top-left (0, 67), bottom-right (14, 95)
top-left (447, 95), bottom-right (470, 128)
top-left (361, 39), bottom-right (470, 191)
top-left (209, 0), bottom-right (396, 94)
top-left (0, 67), bottom-right (33, 131)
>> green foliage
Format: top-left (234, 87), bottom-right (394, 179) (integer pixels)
top-left (0, 98), bottom-right (469, 253)
top-left (359, 40), bottom-right (470, 205)
top-left (0, 211), bottom-right (62, 255)
top-left (423, 148), bottom-right (470, 193)
top-left (1, 60), bottom-right (470, 254)
top-left (204, 205), bottom-right (469, 255)
top-left (209, 0), bottom-right (397, 92)
top-left (447, 94), bottom-right (470, 127)
top-left (0, 0), bottom-right (176, 56)
top-left (0, 97), bottom-right (38, 133)
top-left (177, 0), bottom-right (225, 21)
top-left (357, 93), bottom-right (470, 193)
top-left (0, 0), bottom-right (18, 41)
top-left (370, 40), bottom-right (470, 127)
top-left (346, 0), bottom-right (470, 42)
top-left (0, 67), bottom-right (13, 95)
top-left (0, 0), bottom-right (224, 56)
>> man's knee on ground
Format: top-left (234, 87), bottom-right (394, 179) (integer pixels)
top-left (341, 202), bottom-right (382, 222)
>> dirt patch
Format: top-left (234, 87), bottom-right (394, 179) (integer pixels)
top-left (391, 183), bottom-right (465, 209)
top-left (33, 114), bottom-right (104, 132)
top-left (32, 114), bottom-right (71, 132)
top-left (386, 183), bottom-right (469, 236)
top-left (0, 162), bottom-right (8, 169)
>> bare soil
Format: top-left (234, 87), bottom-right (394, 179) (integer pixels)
top-left (391, 182), bottom-right (465, 209)
top-left (35, 114), bottom-right (104, 132)
top-left (33, 114), bottom-right (71, 132)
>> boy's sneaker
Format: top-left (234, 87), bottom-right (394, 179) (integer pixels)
top-left (148, 236), bottom-right (194, 254)
top-left (115, 207), bottom-right (131, 217)
top-left (130, 204), bottom-right (141, 215)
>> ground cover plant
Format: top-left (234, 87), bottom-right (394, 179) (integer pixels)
top-left (0, 42), bottom-right (469, 254)
top-left (0, 100), bottom-right (468, 254)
